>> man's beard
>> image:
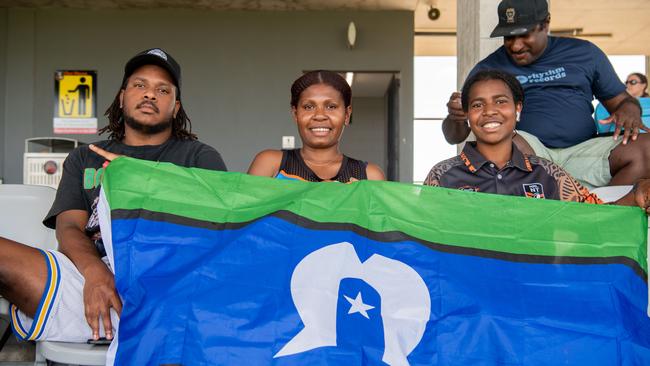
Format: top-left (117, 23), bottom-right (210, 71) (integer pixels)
top-left (123, 111), bottom-right (173, 135)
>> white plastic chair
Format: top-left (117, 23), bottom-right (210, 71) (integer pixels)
top-left (0, 184), bottom-right (108, 365)
top-left (590, 185), bottom-right (633, 203)
top-left (36, 342), bottom-right (107, 365)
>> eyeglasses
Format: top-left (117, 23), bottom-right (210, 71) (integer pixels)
top-left (625, 79), bottom-right (640, 86)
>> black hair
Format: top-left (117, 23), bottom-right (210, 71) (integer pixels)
top-left (461, 69), bottom-right (524, 112)
top-left (539, 14), bottom-right (551, 29)
top-left (290, 70), bottom-right (352, 108)
top-left (99, 83), bottom-right (196, 141)
top-left (629, 72), bottom-right (649, 97)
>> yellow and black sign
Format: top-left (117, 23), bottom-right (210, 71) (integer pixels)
top-left (54, 70), bottom-right (97, 134)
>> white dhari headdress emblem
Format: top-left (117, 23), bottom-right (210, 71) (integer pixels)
top-left (274, 242), bottom-right (431, 366)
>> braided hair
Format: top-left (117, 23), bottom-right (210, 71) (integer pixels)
top-left (290, 70), bottom-right (352, 108)
top-left (99, 84), bottom-right (196, 141)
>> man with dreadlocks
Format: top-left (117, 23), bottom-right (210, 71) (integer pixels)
top-left (0, 48), bottom-right (226, 346)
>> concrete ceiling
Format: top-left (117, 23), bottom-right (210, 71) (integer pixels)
top-left (0, 0), bottom-right (418, 10)
top-left (551, 0), bottom-right (650, 55)
top-left (2, 0), bottom-right (648, 55)
top-left (414, 0), bottom-right (650, 56)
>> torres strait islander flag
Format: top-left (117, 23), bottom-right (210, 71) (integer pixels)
top-left (97, 157), bottom-right (650, 366)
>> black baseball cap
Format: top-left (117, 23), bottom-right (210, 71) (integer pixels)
top-left (122, 48), bottom-right (182, 99)
top-left (490, 0), bottom-right (549, 38)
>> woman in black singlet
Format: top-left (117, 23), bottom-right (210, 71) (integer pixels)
top-left (247, 70), bottom-right (385, 182)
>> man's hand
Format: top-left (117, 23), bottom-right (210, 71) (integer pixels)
top-left (56, 210), bottom-right (122, 340)
top-left (89, 144), bottom-right (122, 162)
top-left (600, 94), bottom-right (647, 145)
top-left (446, 92), bottom-right (467, 124)
top-left (632, 179), bottom-right (650, 215)
top-left (442, 92), bottom-right (471, 144)
top-left (613, 179), bottom-right (650, 214)
top-left (83, 263), bottom-right (122, 340)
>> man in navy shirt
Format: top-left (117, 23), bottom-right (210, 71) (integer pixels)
top-left (442, 0), bottom-right (647, 189)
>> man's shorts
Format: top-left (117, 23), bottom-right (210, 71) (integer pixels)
top-left (9, 249), bottom-right (118, 342)
top-left (517, 130), bottom-right (622, 190)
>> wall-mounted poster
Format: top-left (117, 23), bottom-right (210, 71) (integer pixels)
top-left (54, 70), bottom-right (97, 134)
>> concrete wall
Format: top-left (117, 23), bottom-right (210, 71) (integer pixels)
top-left (3, 9), bottom-right (35, 184)
top-left (0, 8), bottom-right (413, 183)
top-left (0, 9), bottom-right (6, 183)
top-left (340, 97), bottom-right (387, 172)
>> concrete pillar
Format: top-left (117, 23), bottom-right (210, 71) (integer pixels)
top-left (456, 0), bottom-right (501, 89)
top-left (455, 0), bottom-right (500, 149)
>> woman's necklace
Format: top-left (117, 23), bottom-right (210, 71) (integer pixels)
top-left (301, 150), bottom-right (343, 167)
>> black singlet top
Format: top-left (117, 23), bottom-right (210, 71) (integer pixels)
top-left (275, 149), bottom-right (368, 183)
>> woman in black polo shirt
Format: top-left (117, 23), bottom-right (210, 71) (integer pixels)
top-left (424, 69), bottom-right (650, 212)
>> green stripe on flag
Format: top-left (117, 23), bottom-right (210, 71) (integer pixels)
top-left (103, 157), bottom-right (648, 273)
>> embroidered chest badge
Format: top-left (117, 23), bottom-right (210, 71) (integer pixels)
top-left (523, 183), bottom-right (545, 199)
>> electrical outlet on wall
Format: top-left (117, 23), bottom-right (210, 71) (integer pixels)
top-left (282, 136), bottom-right (295, 150)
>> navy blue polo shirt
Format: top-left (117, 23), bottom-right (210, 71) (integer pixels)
top-left (472, 36), bottom-right (625, 148)
top-left (424, 142), bottom-right (601, 203)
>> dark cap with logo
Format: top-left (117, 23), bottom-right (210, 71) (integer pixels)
top-left (122, 48), bottom-right (182, 99)
top-left (490, 0), bottom-right (549, 38)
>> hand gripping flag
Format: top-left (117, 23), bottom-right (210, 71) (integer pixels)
top-left (98, 157), bottom-right (650, 366)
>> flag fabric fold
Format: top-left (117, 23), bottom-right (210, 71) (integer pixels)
top-left (98, 157), bottom-right (650, 366)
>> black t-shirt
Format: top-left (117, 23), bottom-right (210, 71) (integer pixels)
top-left (43, 138), bottom-right (227, 255)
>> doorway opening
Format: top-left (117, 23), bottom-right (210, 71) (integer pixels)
top-left (335, 71), bottom-right (400, 181)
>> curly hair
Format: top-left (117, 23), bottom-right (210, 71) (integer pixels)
top-left (461, 69), bottom-right (525, 112)
top-left (99, 86), bottom-right (196, 141)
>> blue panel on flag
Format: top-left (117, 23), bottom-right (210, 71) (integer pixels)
top-left (109, 216), bottom-right (650, 366)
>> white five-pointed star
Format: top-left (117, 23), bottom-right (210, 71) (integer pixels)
top-left (344, 292), bottom-right (375, 319)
